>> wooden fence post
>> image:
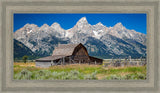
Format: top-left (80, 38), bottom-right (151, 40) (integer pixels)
top-left (69, 56), bottom-right (71, 64)
top-left (51, 60), bottom-right (53, 66)
top-left (60, 58), bottom-right (63, 65)
top-left (125, 57), bottom-right (127, 67)
top-left (95, 61), bottom-right (97, 65)
top-left (140, 57), bottom-right (143, 66)
top-left (112, 57), bottom-right (114, 67)
top-left (129, 56), bottom-right (131, 66)
top-left (144, 58), bottom-right (147, 65)
top-left (62, 57), bottom-right (64, 65)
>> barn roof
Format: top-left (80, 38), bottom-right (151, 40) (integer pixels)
top-left (36, 55), bottom-right (68, 61)
top-left (36, 43), bottom-right (91, 62)
top-left (89, 56), bottom-right (103, 61)
top-left (52, 43), bottom-right (81, 56)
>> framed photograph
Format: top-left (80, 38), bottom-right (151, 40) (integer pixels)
top-left (0, 0), bottom-right (160, 93)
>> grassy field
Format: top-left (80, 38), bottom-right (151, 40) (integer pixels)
top-left (14, 62), bottom-right (146, 80)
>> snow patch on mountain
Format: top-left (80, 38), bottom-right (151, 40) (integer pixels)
top-left (27, 30), bottom-right (33, 34)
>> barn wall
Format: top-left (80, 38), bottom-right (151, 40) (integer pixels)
top-left (36, 61), bottom-right (52, 68)
top-left (73, 46), bottom-right (90, 63)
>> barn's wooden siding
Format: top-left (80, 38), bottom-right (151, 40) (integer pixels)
top-left (72, 44), bottom-right (90, 64)
top-left (36, 61), bottom-right (51, 68)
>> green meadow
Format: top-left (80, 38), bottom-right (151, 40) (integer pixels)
top-left (14, 62), bottom-right (146, 80)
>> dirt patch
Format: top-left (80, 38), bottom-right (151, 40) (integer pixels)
top-left (96, 74), bottom-right (106, 80)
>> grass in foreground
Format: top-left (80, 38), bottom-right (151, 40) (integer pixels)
top-left (14, 62), bottom-right (146, 80)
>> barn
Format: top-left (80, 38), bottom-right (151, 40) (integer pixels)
top-left (35, 43), bottom-right (103, 67)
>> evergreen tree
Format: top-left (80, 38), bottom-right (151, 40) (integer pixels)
top-left (22, 55), bottom-right (28, 63)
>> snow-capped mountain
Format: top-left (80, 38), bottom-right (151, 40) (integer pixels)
top-left (14, 17), bottom-right (146, 59)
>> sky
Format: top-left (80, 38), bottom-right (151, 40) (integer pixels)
top-left (14, 13), bottom-right (146, 34)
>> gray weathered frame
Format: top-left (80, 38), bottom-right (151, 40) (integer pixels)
top-left (0, 0), bottom-right (159, 93)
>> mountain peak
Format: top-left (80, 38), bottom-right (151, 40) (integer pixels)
top-left (97, 22), bottom-right (102, 25)
top-left (41, 24), bottom-right (49, 27)
top-left (24, 23), bottom-right (30, 27)
top-left (77, 17), bottom-right (88, 24)
top-left (51, 22), bottom-right (61, 28)
top-left (113, 22), bottom-right (126, 30)
top-left (24, 23), bottom-right (38, 27)
top-left (114, 22), bottom-right (123, 27)
top-left (79, 17), bottom-right (87, 21)
top-left (39, 24), bottom-right (49, 30)
top-left (51, 22), bottom-right (59, 26)
top-left (96, 22), bottom-right (105, 26)
top-left (51, 22), bottom-right (64, 31)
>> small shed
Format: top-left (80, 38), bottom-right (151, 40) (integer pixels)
top-left (35, 43), bottom-right (103, 67)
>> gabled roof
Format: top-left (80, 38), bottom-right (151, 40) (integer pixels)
top-left (52, 43), bottom-right (81, 56)
top-left (36, 43), bottom-right (90, 61)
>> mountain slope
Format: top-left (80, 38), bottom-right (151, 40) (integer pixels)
top-left (14, 39), bottom-right (38, 60)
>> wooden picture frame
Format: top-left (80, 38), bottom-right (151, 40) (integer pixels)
top-left (0, 0), bottom-right (159, 93)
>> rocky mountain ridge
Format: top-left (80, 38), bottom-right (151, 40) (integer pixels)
top-left (14, 17), bottom-right (146, 59)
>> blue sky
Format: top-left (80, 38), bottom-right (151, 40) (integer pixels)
top-left (14, 13), bottom-right (146, 34)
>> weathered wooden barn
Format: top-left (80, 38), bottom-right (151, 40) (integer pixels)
top-left (35, 43), bottom-right (103, 67)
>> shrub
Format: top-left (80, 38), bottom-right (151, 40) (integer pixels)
top-left (91, 71), bottom-right (97, 80)
top-left (84, 71), bottom-right (97, 80)
top-left (137, 73), bottom-right (146, 79)
top-left (14, 69), bottom-right (32, 80)
top-left (33, 70), bottom-right (52, 80)
top-left (70, 70), bottom-right (80, 76)
top-left (84, 74), bottom-right (92, 80)
top-left (105, 74), bottom-right (121, 80)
